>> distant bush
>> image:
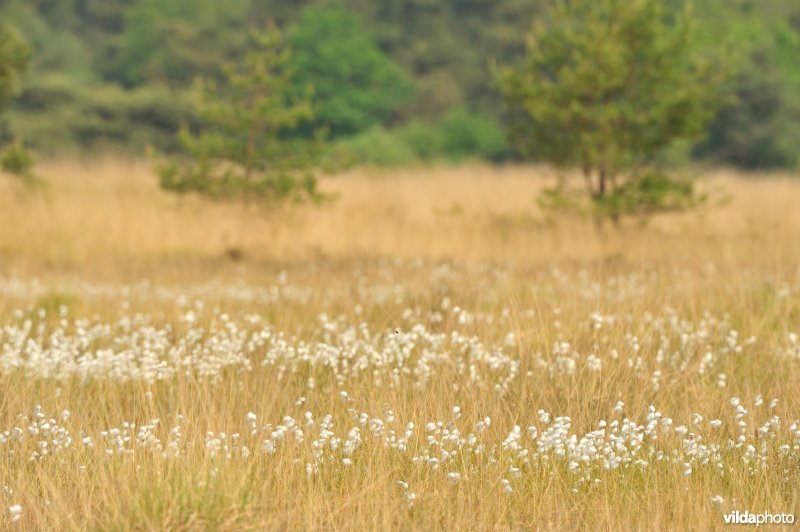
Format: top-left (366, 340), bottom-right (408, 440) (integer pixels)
top-left (333, 126), bottom-right (420, 167)
top-left (7, 76), bottom-right (196, 153)
top-left (437, 106), bottom-right (509, 162)
top-left (395, 120), bottom-right (443, 162)
top-left (1, 139), bottom-right (35, 182)
top-left (694, 37), bottom-right (800, 169)
top-left (105, 0), bottom-right (251, 88)
top-left (333, 107), bottom-right (510, 167)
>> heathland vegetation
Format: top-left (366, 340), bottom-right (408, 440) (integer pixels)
top-left (1, 2), bottom-right (800, 530)
top-left (2, 162), bottom-right (800, 529)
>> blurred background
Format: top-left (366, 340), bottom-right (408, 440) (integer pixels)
top-left (0, 0), bottom-right (798, 170)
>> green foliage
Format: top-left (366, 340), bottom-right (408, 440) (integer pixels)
top-left (333, 107), bottom-right (510, 166)
top-left (288, 7), bottom-right (414, 137)
top-left (696, 55), bottom-right (800, 169)
top-left (1, 139), bottom-right (34, 180)
top-left (395, 120), bottom-right (444, 162)
top-left (693, 7), bottom-right (800, 169)
top-left (1, 1), bottom-right (93, 82)
top-left (0, 0), bottom-right (798, 168)
top-left (158, 26), bottom-right (325, 203)
top-left (0, 20), bottom-right (33, 181)
top-left (539, 172), bottom-right (704, 222)
top-left (363, 0), bottom-right (546, 119)
top-left (0, 24), bottom-right (30, 112)
top-left (593, 172), bottom-right (705, 219)
top-left (106, 0), bottom-right (251, 88)
top-left (499, 0), bottom-right (727, 218)
top-left (398, 107), bottom-right (510, 163)
top-left (6, 76), bottom-right (195, 153)
top-left (437, 106), bottom-right (509, 162)
top-left (333, 126), bottom-right (420, 167)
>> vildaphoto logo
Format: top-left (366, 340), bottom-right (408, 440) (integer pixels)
top-left (723, 511), bottom-right (795, 526)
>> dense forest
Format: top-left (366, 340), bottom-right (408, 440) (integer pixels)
top-left (0, 0), bottom-right (799, 169)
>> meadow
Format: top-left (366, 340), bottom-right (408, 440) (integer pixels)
top-left (1, 161), bottom-right (799, 530)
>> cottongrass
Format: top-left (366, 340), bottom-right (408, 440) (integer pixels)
top-left (1, 261), bottom-right (799, 529)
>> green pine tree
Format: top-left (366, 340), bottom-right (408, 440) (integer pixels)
top-left (158, 25), bottom-right (326, 203)
top-left (498, 0), bottom-right (729, 219)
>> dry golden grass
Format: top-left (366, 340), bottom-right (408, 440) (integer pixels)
top-left (0, 159), bottom-right (799, 530)
top-left (0, 158), bottom-right (796, 279)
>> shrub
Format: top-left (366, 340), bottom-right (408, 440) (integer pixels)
top-left (7, 76), bottom-right (196, 153)
top-left (395, 120), bottom-right (443, 163)
top-left (333, 108), bottom-right (510, 167)
top-left (332, 126), bottom-right (419, 167)
top-left (1, 139), bottom-right (34, 181)
top-left (438, 106), bottom-right (509, 162)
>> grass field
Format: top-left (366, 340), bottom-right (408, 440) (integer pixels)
top-left (1, 160), bottom-right (799, 530)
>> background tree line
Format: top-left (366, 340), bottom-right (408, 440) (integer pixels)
top-left (0, 0), bottom-right (799, 170)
